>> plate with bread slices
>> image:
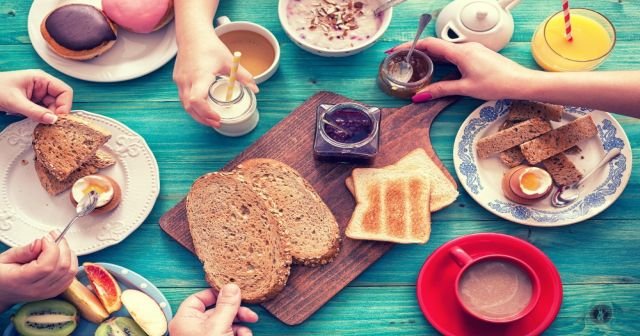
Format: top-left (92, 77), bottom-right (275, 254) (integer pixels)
top-left (454, 100), bottom-right (632, 226)
top-left (3, 262), bottom-right (171, 336)
top-left (28, 0), bottom-right (177, 82)
top-left (0, 111), bottom-right (159, 255)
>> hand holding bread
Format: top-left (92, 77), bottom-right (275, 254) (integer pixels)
top-left (0, 70), bottom-right (73, 124)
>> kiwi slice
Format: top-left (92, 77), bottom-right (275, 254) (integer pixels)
top-left (95, 317), bottom-right (148, 336)
top-left (12, 300), bottom-right (78, 336)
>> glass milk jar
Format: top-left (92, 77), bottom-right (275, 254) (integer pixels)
top-left (208, 76), bottom-right (259, 137)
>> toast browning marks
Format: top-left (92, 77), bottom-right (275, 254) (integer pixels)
top-left (346, 170), bottom-right (432, 244)
top-left (186, 172), bottom-right (292, 303)
top-left (237, 159), bottom-right (341, 266)
top-left (507, 101), bottom-right (564, 122)
top-left (33, 115), bottom-right (111, 181)
top-left (476, 118), bottom-right (552, 159)
top-left (520, 115), bottom-right (597, 164)
top-left (35, 150), bottom-right (116, 195)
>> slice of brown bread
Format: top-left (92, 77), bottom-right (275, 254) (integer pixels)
top-left (476, 118), bottom-right (552, 159)
top-left (520, 115), bottom-right (597, 164)
top-left (507, 101), bottom-right (563, 122)
top-left (35, 150), bottom-right (116, 195)
top-left (33, 115), bottom-right (111, 181)
top-left (237, 159), bottom-right (341, 266)
top-left (186, 172), bottom-right (292, 303)
top-left (542, 153), bottom-right (583, 186)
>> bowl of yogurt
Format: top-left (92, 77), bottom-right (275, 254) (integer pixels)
top-left (279, 0), bottom-right (392, 57)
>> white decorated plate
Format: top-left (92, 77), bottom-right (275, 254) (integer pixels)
top-left (0, 111), bottom-right (159, 255)
top-left (3, 262), bottom-right (172, 336)
top-left (453, 100), bottom-right (632, 226)
top-left (27, 0), bottom-right (177, 82)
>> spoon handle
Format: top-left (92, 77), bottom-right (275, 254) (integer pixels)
top-left (55, 215), bottom-right (79, 244)
top-left (575, 148), bottom-right (622, 187)
top-left (373, 0), bottom-right (407, 16)
top-left (405, 13), bottom-right (432, 62)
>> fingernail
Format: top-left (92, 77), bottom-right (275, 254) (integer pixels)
top-left (42, 113), bottom-right (58, 124)
top-left (29, 239), bottom-right (39, 253)
top-left (412, 91), bottom-right (433, 103)
top-left (384, 47), bottom-right (395, 54)
top-left (223, 283), bottom-right (240, 295)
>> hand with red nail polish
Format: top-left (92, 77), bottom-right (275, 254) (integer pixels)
top-left (0, 70), bottom-right (74, 124)
top-left (170, 284), bottom-right (258, 336)
top-left (390, 38), bottom-right (533, 102)
top-left (0, 231), bottom-right (78, 313)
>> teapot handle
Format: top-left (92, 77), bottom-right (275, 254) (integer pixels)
top-left (439, 21), bottom-right (466, 43)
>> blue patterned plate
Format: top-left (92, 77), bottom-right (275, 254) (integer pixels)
top-left (3, 263), bottom-right (172, 336)
top-left (453, 100), bottom-right (632, 226)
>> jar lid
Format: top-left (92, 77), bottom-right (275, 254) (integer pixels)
top-left (460, 1), bottom-right (500, 32)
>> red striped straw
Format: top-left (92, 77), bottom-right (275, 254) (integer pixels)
top-left (561, 0), bottom-right (573, 41)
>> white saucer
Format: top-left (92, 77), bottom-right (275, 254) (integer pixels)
top-left (0, 111), bottom-right (160, 255)
top-left (453, 100), bottom-right (632, 226)
top-left (27, 0), bottom-right (177, 82)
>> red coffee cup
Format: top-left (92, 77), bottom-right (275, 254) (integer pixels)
top-left (449, 246), bottom-right (541, 323)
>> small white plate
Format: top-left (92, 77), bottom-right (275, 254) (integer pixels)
top-left (27, 0), bottom-right (177, 82)
top-left (453, 100), bottom-right (632, 226)
top-left (0, 111), bottom-right (160, 255)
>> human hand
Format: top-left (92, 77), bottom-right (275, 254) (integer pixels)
top-left (173, 28), bottom-right (258, 128)
top-left (169, 284), bottom-right (259, 336)
top-left (389, 38), bottom-right (534, 103)
top-left (0, 231), bottom-right (78, 313)
top-left (0, 70), bottom-right (73, 124)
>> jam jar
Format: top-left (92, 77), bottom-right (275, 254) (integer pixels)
top-left (313, 102), bottom-right (381, 163)
top-left (377, 49), bottom-right (434, 99)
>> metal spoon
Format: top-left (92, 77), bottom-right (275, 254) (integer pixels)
top-left (322, 117), bottom-right (352, 137)
top-left (55, 191), bottom-right (99, 244)
top-left (389, 13), bottom-right (432, 83)
top-left (551, 148), bottom-right (622, 208)
top-left (373, 0), bottom-right (408, 16)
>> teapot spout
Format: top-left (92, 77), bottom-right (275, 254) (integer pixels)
top-left (498, 0), bottom-right (520, 11)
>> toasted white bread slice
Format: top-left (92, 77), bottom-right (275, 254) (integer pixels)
top-left (346, 148), bottom-right (458, 212)
top-left (346, 170), bottom-right (432, 244)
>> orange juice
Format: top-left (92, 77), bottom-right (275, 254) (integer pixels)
top-left (531, 9), bottom-right (615, 71)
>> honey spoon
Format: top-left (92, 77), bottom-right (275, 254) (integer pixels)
top-left (551, 148), bottom-right (621, 208)
top-left (55, 190), bottom-right (99, 244)
top-left (373, 0), bottom-right (408, 16)
top-left (389, 13), bottom-right (432, 83)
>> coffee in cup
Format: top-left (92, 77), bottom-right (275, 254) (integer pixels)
top-left (450, 246), bottom-right (540, 323)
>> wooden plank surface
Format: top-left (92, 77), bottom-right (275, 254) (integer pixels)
top-left (1, 0), bottom-right (640, 334)
top-left (160, 91), bottom-right (459, 325)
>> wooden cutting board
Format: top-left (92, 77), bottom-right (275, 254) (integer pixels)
top-left (159, 91), bottom-right (459, 325)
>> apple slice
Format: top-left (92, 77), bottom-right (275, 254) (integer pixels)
top-left (62, 278), bottom-right (109, 324)
top-left (121, 290), bottom-right (167, 336)
top-left (84, 262), bottom-right (122, 313)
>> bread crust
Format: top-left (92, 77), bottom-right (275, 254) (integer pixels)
top-left (40, 11), bottom-right (117, 61)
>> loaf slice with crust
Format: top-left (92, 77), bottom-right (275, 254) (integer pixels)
top-left (507, 101), bottom-right (563, 122)
top-left (33, 115), bottom-right (111, 181)
top-left (35, 149), bottom-right (116, 195)
top-left (476, 118), bottom-right (552, 159)
top-left (186, 172), bottom-right (292, 303)
top-left (237, 159), bottom-right (340, 266)
top-left (520, 115), bottom-right (597, 164)
top-left (542, 153), bottom-right (584, 186)
top-left (346, 170), bottom-right (431, 244)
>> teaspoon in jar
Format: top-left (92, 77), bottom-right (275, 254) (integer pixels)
top-left (390, 13), bottom-right (432, 82)
top-left (322, 117), bottom-right (352, 137)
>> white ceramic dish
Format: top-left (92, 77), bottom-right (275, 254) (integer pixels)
top-left (453, 100), bottom-right (632, 226)
top-left (278, 0), bottom-right (392, 57)
top-left (0, 111), bottom-right (160, 255)
top-left (3, 262), bottom-right (172, 336)
top-left (215, 16), bottom-right (280, 84)
top-left (28, 0), bottom-right (177, 82)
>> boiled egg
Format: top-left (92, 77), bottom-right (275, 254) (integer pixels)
top-left (509, 167), bottom-right (553, 200)
top-left (71, 175), bottom-right (114, 208)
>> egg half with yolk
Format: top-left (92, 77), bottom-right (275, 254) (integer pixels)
top-left (72, 175), bottom-right (114, 207)
top-left (502, 166), bottom-right (553, 204)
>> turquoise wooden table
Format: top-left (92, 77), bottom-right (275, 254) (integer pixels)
top-left (1, 0), bottom-right (639, 334)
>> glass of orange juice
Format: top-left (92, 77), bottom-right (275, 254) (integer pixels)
top-left (531, 8), bottom-right (615, 72)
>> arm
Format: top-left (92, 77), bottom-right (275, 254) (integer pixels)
top-left (173, 0), bottom-right (257, 128)
top-left (394, 38), bottom-right (640, 118)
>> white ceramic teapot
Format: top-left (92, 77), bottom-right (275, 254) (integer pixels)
top-left (435, 0), bottom-right (520, 52)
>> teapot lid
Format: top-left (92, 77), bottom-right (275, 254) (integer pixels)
top-left (460, 1), bottom-right (500, 32)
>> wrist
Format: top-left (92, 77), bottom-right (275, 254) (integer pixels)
top-left (509, 68), bottom-right (547, 101)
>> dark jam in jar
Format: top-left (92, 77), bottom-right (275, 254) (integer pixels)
top-left (323, 108), bottom-right (373, 144)
top-left (314, 103), bottom-right (381, 163)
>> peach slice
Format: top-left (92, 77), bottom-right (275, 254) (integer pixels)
top-left (84, 263), bottom-right (122, 314)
